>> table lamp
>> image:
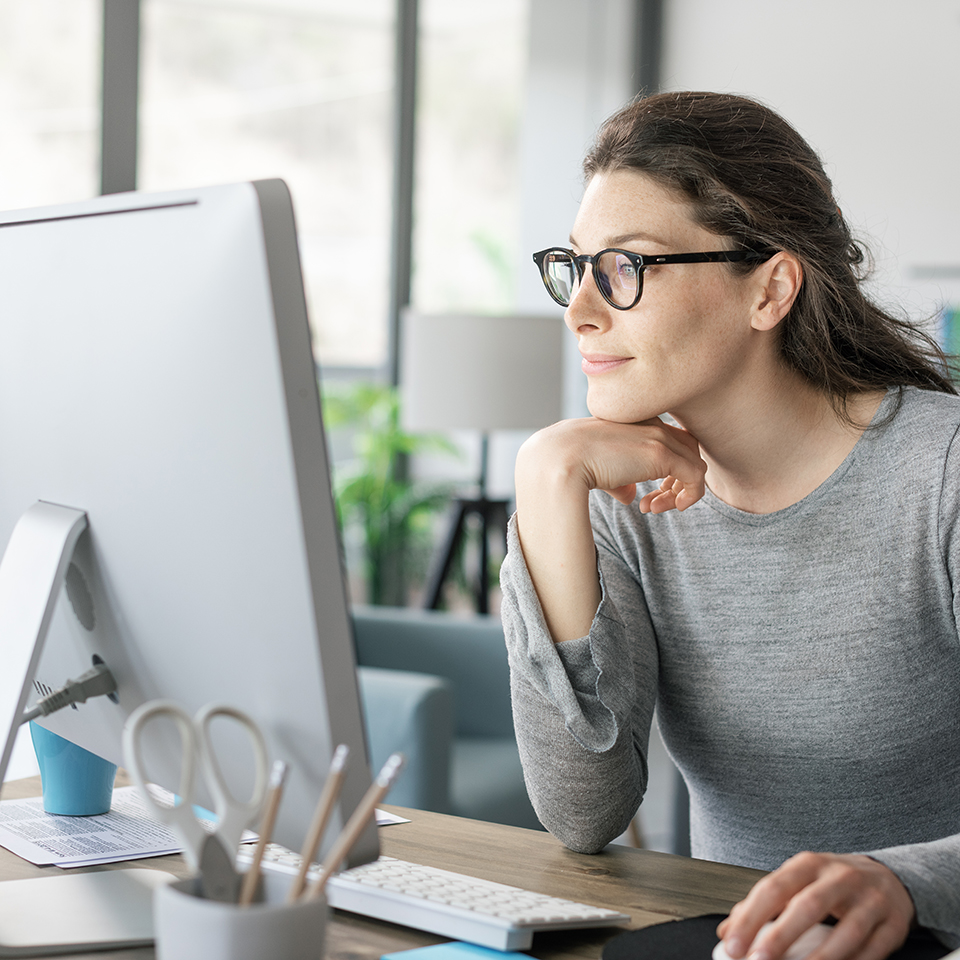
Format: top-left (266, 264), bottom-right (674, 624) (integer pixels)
top-left (400, 311), bottom-right (565, 612)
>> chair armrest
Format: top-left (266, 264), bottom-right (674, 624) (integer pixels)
top-left (352, 606), bottom-right (512, 738)
top-left (356, 666), bottom-right (454, 813)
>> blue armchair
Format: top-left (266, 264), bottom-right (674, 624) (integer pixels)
top-left (353, 605), bottom-right (540, 831)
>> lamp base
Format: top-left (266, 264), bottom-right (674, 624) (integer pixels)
top-left (422, 497), bottom-right (509, 614)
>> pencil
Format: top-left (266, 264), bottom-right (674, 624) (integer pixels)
top-left (238, 760), bottom-right (288, 906)
top-left (303, 752), bottom-right (405, 901)
top-left (286, 743), bottom-right (350, 902)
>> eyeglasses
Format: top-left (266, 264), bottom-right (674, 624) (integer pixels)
top-left (532, 246), bottom-right (776, 311)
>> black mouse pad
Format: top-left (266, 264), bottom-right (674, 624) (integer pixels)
top-left (601, 914), bottom-right (950, 960)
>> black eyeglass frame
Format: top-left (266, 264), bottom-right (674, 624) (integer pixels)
top-left (532, 246), bottom-right (777, 311)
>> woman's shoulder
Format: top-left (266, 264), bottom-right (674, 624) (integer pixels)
top-left (864, 389), bottom-right (960, 498)
top-left (875, 386), bottom-right (960, 443)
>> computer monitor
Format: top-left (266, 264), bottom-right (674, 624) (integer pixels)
top-left (0, 179), bottom-right (378, 865)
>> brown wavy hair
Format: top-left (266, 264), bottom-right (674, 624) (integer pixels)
top-left (583, 91), bottom-right (956, 422)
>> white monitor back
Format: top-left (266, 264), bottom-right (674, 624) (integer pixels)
top-left (0, 180), bottom-right (377, 863)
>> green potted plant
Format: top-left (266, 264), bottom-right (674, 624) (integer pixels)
top-left (322, 381), bottom-right (457, 606)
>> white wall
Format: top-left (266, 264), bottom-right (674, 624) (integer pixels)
top-left (660, 0), bottom-right (960, 320)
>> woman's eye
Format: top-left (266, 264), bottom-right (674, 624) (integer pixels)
top-left (614, 258), bottom-right (638, 282)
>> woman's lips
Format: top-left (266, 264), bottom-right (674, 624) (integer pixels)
top-left (580, 354), bottom-right (632, 375)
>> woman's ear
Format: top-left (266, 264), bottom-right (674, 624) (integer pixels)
top-left (751, 252), bottom-right (803, 332)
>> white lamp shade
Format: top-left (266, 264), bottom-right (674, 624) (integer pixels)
top-left (400, 312), bottom-right (565, 432)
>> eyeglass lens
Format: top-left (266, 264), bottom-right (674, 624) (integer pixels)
top-left (543, 255), bottom-right (577, 304)
top-left (543, 251), bottom-right (641, 308)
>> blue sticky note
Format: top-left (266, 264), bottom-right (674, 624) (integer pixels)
top-left (381, 943), bottom-right (526, 960)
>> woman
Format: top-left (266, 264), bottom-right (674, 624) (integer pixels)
top-left (500, 91), bottom-right (960, 960)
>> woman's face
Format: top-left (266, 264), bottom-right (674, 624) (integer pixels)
top-left (565, 168), bottom-right (767, 426)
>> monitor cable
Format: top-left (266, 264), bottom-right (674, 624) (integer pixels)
top-left (19, 661), bottom-right (118, 725)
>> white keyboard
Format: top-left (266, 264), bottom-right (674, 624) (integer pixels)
top-left (239, 846), bottom-right (630, 951)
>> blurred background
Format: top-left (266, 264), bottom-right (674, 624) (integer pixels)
top-left (3, 0), bottom-right (959, 610)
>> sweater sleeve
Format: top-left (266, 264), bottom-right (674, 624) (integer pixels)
top-left (499, 506), bottom-right (659, 853)
top-left (865, 418), bottom-right (960, 947)
top-left (868, 839), bottom-right (960, 948)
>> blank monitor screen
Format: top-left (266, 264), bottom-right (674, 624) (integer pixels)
top-left (0, 179), bottom-right (377, 864)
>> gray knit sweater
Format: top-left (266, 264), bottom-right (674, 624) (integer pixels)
top-left (500, 387), bottom-right (960, 946)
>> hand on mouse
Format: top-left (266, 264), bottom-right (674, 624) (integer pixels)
top-left (715, 852), bottom-right (915, 960)
top-left (714, 922), bottom-right (832, 960)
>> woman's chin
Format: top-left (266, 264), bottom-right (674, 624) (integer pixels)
top-left (586, 393), bottom-right (663, 425)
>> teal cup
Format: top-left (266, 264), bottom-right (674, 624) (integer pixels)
top-left (29, 722), bottom-right (117, 816)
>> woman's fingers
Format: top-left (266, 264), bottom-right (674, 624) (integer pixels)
top-left (717, 853), bottom-right (914, 960)
top-left (637, 475), bottom-right (702, 513)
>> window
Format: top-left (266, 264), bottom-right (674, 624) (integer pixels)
top-left (0, 0), bottom-right (100, 210)
top-left (139, 0), bottom-right (395, 369)
top-left (412, 0), bottom-right (528, 314)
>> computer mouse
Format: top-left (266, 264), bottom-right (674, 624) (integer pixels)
top-left (713, 922), bottom-right (833, 960)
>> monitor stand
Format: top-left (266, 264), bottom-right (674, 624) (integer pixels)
top-left (0, 868), bottom-right (173, 957)
top-left (0, 501), bottom-right (89, 787)
top-left (0, 501), bottom-right (170, 957)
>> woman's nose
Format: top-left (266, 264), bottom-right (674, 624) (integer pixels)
top-left (564, 266), bottom-right (610, 334)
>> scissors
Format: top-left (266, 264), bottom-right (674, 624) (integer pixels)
top-left (123, 699), bottom-right (269, 902)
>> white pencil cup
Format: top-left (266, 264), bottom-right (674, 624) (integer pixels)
top-left (154, 872), bottom-right (326, 960)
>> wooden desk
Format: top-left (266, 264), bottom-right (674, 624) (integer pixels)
top-left (0, 777), bottom-right (764, 960)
